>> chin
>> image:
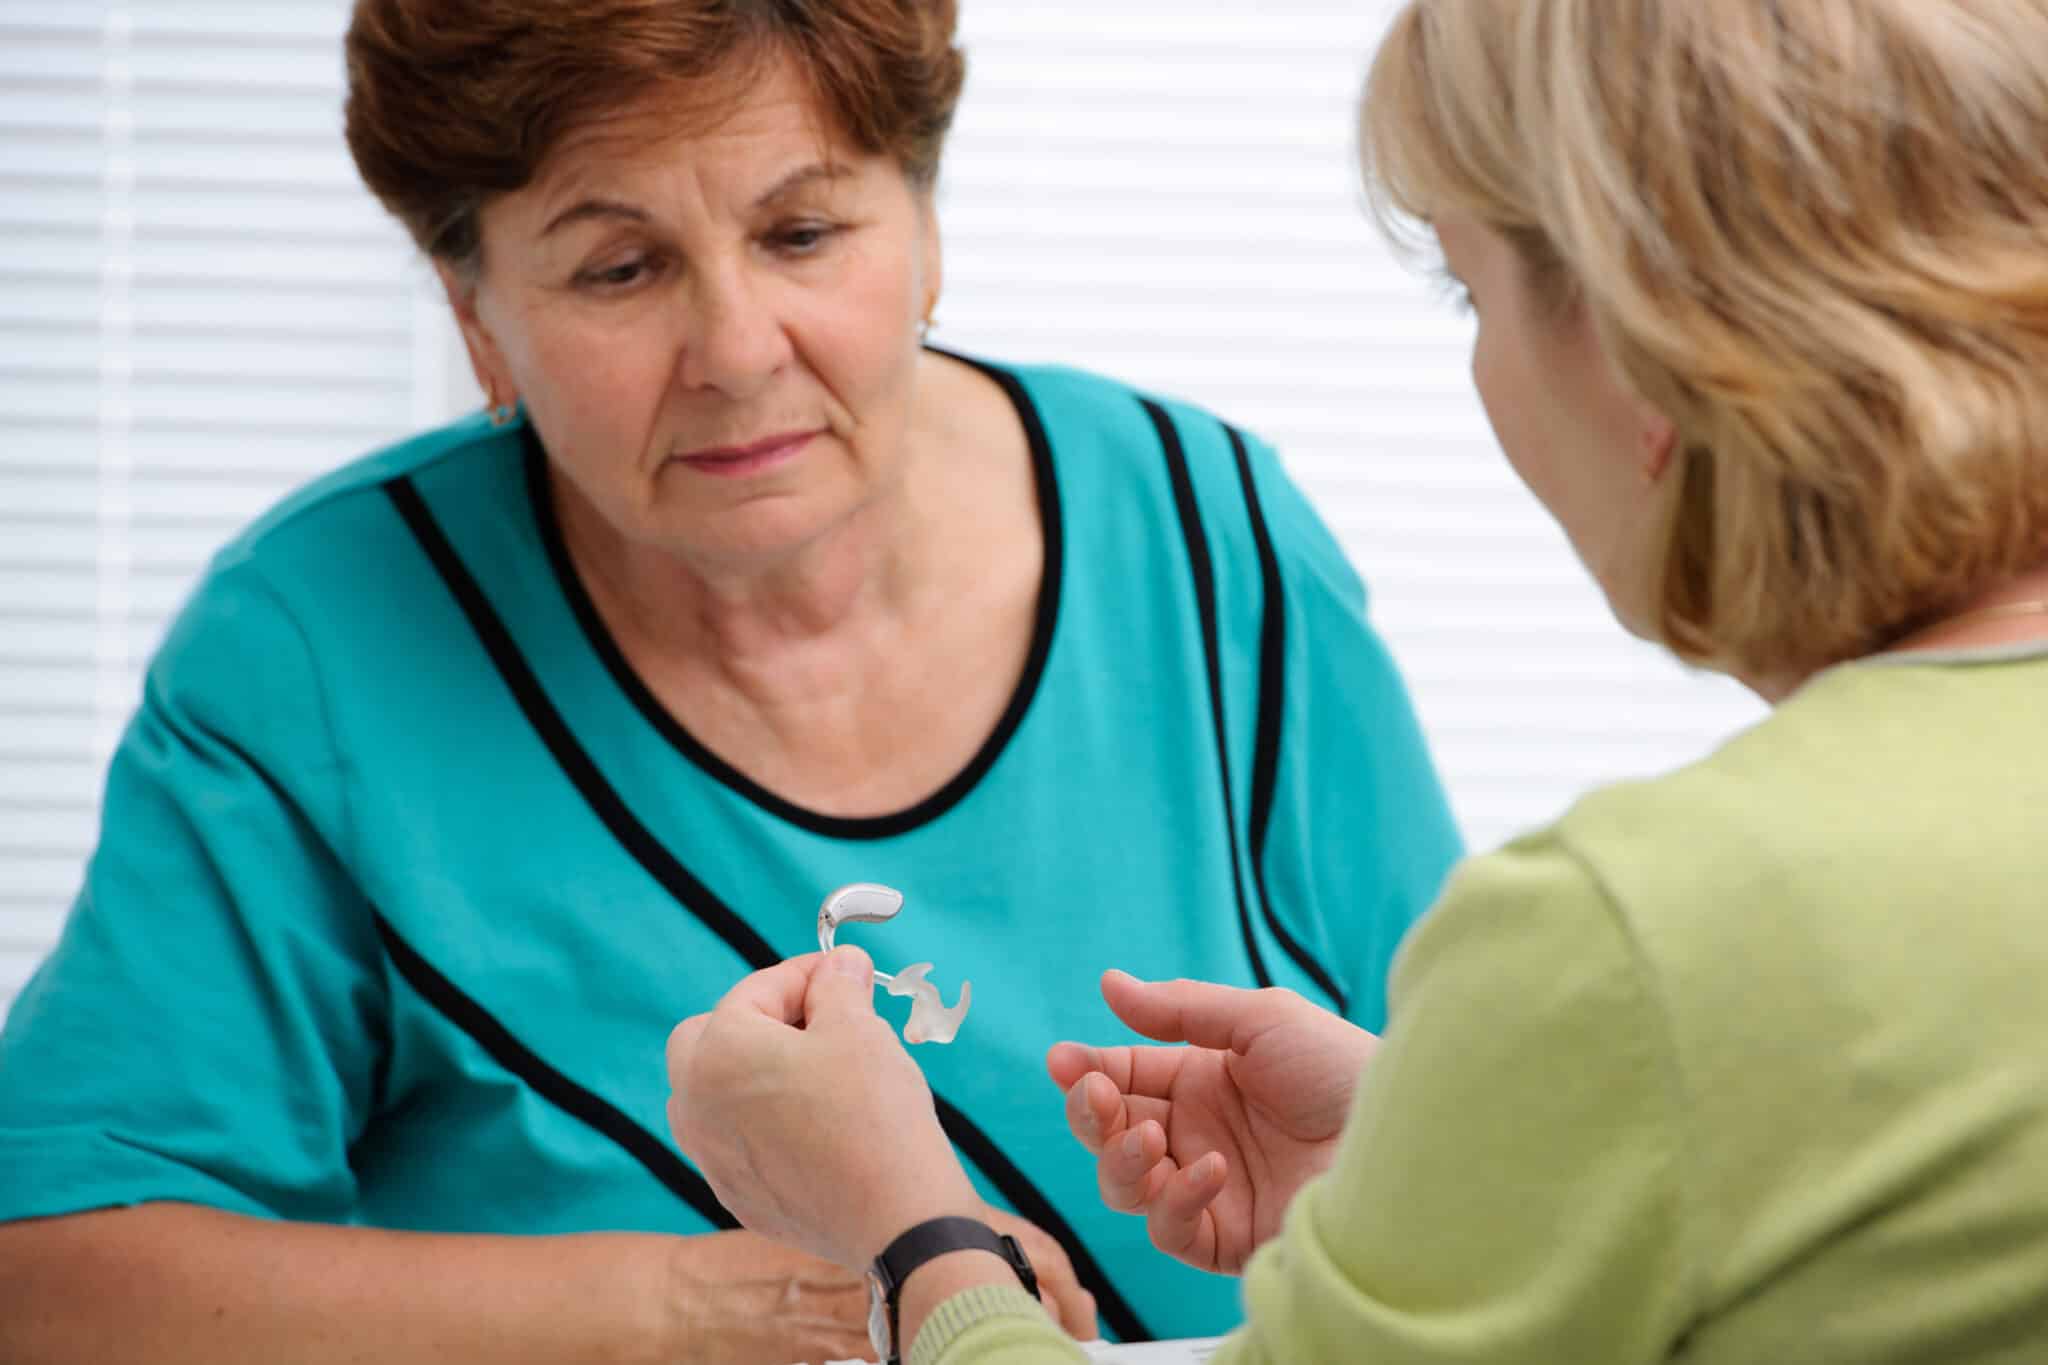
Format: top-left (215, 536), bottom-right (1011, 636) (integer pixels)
top-left (1598, 588), bottom-right (1660, 643)
top-left (659, 504), bottom-right (841, 569)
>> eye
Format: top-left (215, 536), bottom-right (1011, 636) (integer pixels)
top-left (574, 255), bottom-right (661, 293)
top-left (768, 221), bottom-right (844, 256)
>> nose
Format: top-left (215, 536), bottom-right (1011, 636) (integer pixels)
top-left (678, 264), bottom-right (792, 398)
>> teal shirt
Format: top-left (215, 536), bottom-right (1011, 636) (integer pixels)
top-left (0, 356), bottom-right (1460, 1343)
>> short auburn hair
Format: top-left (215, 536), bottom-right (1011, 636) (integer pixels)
top-left (1362, 0), bottom-right (2048, 683)
top-left (344, 0), bottom-right (965, 271)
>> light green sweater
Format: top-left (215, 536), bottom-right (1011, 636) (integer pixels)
top-left (914, 651), bottom-right (2048, 1364)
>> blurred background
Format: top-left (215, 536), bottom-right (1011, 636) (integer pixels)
top-left (0, 0), bottom-right (1763, 1012)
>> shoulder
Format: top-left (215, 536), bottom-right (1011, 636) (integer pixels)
top-left (983, 354), bottom-right (1357, 597)
top-left (1531, 662), bottom-right (2005, 994)
top-left (979, 352), bottom-right (1249, 480)
top-left (1398, 690), bottom-right (1868, 1030)
top-left (1553, 670), bottom-right (1909, 911)
top-left (211, 412), bottom-right (518, 583)
top-left (180, 412), bottom-right (518, 623)
top-left (1398, 827), bottom-right (1624, 995)
top-left (149, 415), bottom-right (520, 711)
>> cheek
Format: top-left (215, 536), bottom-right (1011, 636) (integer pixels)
top-left (524, 313), bottom-right (672, 430)
top-left (1472, 323), bottom-right (1590, 540)
top-left (801, 248), bottom-right (926, 425)
top-left (828, 243), bottom-right (921, 350)
top-left (1471, 327), bottom-right (1543, 490)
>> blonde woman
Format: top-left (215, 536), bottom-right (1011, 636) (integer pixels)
top-left (663, 2), bottom-right (2048, 1362)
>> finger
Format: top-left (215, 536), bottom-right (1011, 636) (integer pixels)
top-left (1060, 1069), bottom-right (1176, 1160)
top-left (1097, 1119), bottom-right (1172, 1214)
top-left (1102, 970), bottom-right (1279, 1053)
top-left (1040, 1278), bottom-right (1098, 1341)
top-left (1146, 1151), bottom-right (1227, 1266)
top-left (664, 1012), bottom-right (711, 1081)
top-left (1045, 1040), bottom-right (1097, 1093)
top-left (1049, 1040), bottom-right (1189, 1109)
top-left (718, 953), bottom-right (827, 1026)
top-left (801, 945), bottom-right (878, 1026)
top-left (1049, 1042), bottom-right (1148, 1099)
top-left (1062, 1071), bottom-right (1130, 1155)
top-left (1071, 1289), bottom-right (1100, 1342)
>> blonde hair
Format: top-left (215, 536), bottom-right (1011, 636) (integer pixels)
top-left (1362, 0), bottom-right (2048, 680)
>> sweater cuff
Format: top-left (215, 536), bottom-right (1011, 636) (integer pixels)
top-left (908, 1284), bottom-right (1056, 1365)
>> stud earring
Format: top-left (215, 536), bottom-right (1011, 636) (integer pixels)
top-left (486, 396), bottom-right (518, 428)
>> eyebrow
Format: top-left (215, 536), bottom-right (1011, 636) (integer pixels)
top-left (537, 163), bottom-right (854, 240)
top-left (752, 161), bottom-right (853, 210)
top-left (539, 198), bottom-right (649, 239)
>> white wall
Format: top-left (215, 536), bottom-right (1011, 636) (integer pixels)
top-left (0, 0), bottom-right (1764, 1010)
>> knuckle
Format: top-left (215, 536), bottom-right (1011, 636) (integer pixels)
top-left (662, 1020), bottom-right (690, 1070)
top-left (1103, 1183), bottom-right (1145, 1214)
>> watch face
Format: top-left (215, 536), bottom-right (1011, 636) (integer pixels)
top-left (865, 1268), bottom-right (893, 1360)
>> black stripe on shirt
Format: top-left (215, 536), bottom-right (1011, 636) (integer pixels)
top-left (383, 475), bottom-right (1154, 1344)
top-left (522, 347), bottom-right (1067, 842)
top-left (1225, 423), bottom-right (1350, 1015)
top-left (372, 912), bottom-right (738, 1229)
top-left (1143, 398), bottom-right (1273, 993)
top-left (385, 478), bottom-right (782, 965)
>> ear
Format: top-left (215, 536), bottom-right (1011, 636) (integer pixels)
top-left (1638, 404), bottom-right (1679, 485)
top-left (435, 259), bottom-right (515, 408)
top-left (914, 193), bottom-right (944, 328)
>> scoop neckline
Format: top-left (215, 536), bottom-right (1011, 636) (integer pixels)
top-left (522, 349), bottom-right (1064, 842)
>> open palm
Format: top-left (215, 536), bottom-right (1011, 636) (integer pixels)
top-left (1046, 972), bottom-right (1376, 1275)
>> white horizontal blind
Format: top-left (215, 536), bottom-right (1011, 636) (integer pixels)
top-left (0, 2), bottom-right (441, 1006)
top-left (0, 0), bottom-right (1765, 1014)
top-left (939, 0), bottom-right (1766, 852)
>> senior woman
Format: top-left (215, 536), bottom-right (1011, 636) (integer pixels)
top-left (0, 1), bottom-right (1460, 1362)
top-left (667, 1), bottom-right (2048, 1362)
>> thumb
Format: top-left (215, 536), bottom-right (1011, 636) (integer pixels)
top-left (803, 945), bottom-right (879, 1026)
top-left (1102, 970), bottom-right (1265, 1052)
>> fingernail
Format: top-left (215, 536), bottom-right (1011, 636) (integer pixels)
top-left (830, 946), bottom-right (871, 978)
top-left (1122, 1131), bottom-right (1143, 1159)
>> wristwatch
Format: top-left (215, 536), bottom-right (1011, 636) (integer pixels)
top-left (865, 1216), bottom-right (1039, 1364)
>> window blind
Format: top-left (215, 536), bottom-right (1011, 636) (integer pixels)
top-left (0, 2), bottom-right (439, 1004)
top-left (0, 0), bottom-right (1765, 1011)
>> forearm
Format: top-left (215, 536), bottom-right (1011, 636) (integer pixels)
top-left (0, 1203), bottom-right (678, 1365)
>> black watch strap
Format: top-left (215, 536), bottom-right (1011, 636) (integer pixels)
top-left (873, 1216), bottom-right (1039, 1363)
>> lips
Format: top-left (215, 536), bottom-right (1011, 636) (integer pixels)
top-left (672, 429), bottom-right (819, 477)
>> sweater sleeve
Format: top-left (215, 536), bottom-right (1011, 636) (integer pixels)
top-left (1222, 830), bottom-right (1697, 1363)
top-left (915, 830), bottom-right (1695, 1365)
top-left (911, 1286), bottom-right (1088, 1365)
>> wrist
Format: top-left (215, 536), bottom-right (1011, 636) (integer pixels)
top-left (895, 1248), bottom-right (1030, 1359)
top-left (856, 1181), bottom-right (985, 1269)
